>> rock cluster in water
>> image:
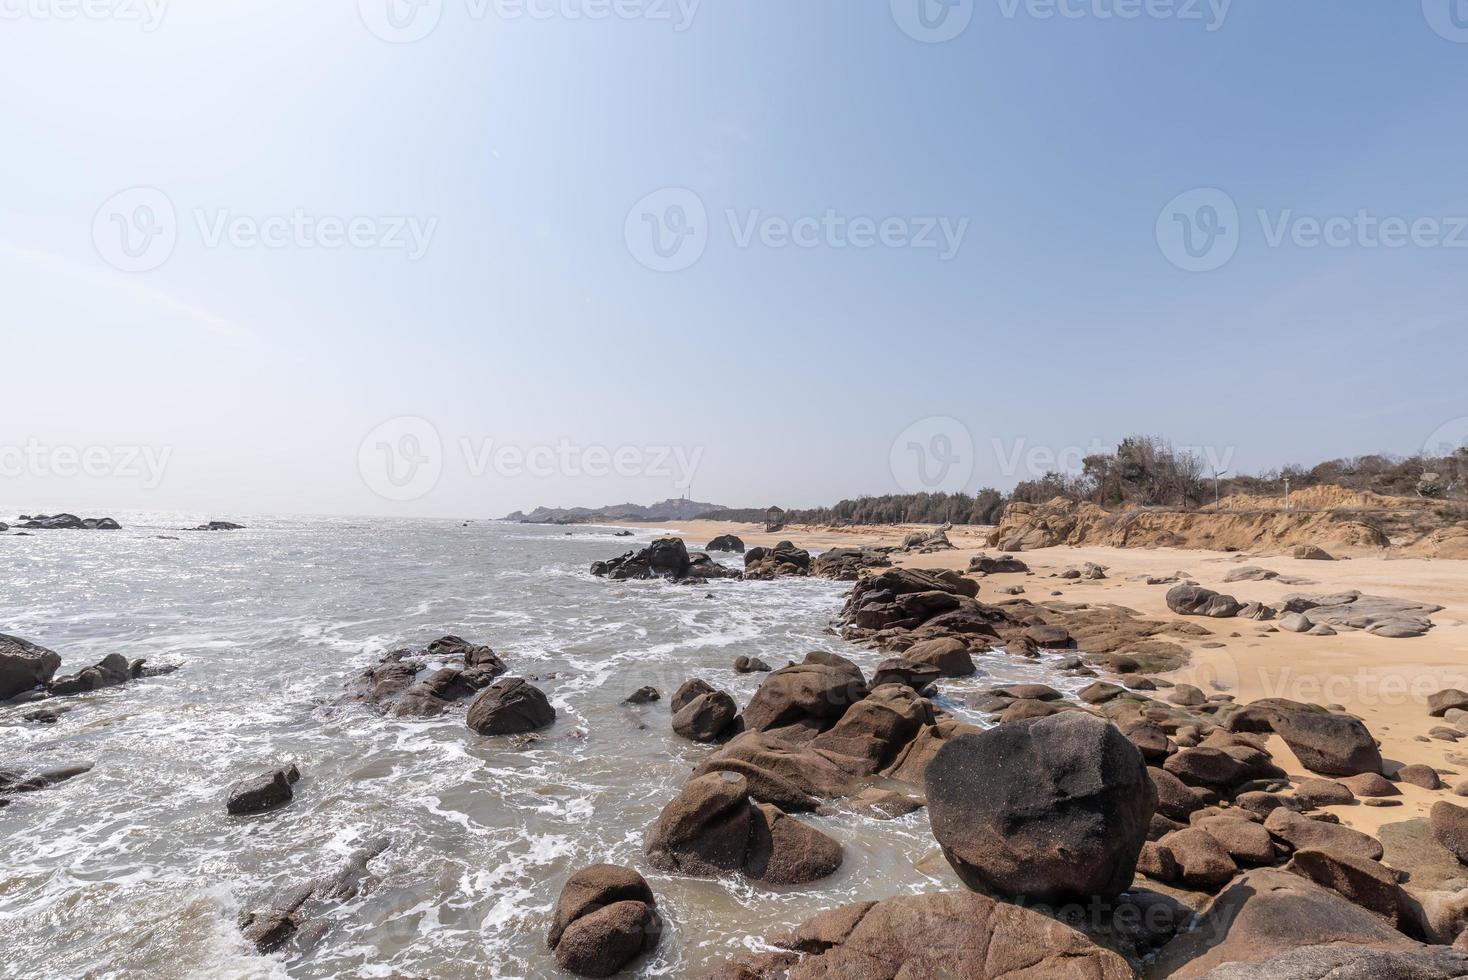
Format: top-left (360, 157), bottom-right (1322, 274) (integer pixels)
top-left (1, 633), bottom-right (180, 705)
top-left (590, 537), bottom-right (740, 581)
top-left (12, 513), bottom-right (121, 530)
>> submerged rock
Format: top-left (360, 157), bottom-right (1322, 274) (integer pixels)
top-left (16, 513), bottom-right (122, 530)
top-left (227, 764), bottom-right (301, 815)
top-left (340, 634), bottom-right (507, 715)
top-left (644, 771), bottom-right (842, 885)
top-left (547, 865), bottom-right (661, 977)
top-left (240, 838), bottom-right (390, 953)
top-left (0, 762), bottom-right (94, 798)
top-left (591, 538), bottom-right (740, 581)
top-left (46, 653), bottom-right (134, 697)
top-left (466, 677), bottom-right (556, 736)
top-left (670, 678), bottom-right (739, 743)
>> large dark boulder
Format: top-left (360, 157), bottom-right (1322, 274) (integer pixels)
top-left (670, 677), bottom-right (715, 713)
top-left (547, 865), bottom-right (660, 977)
top-left (227, 764), bottom-right (301, 815)
top-left (925, 712), bottom-right (1156, 903)
top-left (0, 634), bottom-right (62, 701)
top-left (839, 566), bottom-right (994, 635)
top-left (466, 677), bottom-right (555, 735)
top-left (1164, 746), bottom-right (1249, 789)
top-left (21, 513), bottom-right (84, 529)
top-left (1150, 766), bottom-right (1205, 822)
top-left (705, 534), bottom-right (745, 553)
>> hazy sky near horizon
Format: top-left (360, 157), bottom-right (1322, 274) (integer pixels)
top-left (3, 0), bottom-right (1467, 519)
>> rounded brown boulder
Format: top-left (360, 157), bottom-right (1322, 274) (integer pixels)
top-left (547, 864), bottom-right (660, 977)
top-left (925, 711), bottom-right (1157, 903)
top-left (901, 637), bottom-right (975, 677)
top-left (0, 633), bottom-right (63, 702)
top-left (719, 891), bottom-right (1133, 979)
top-left (1266, 708), bottom-right (1384, 778)
top-left (466, 677), bottom-right (555, 736)
top-left (739, 655), bottom-right (868, 735)
top-left (1431, 801), bottom-right (1468, 863)
top-left (644, 771), bottom-right (843, 885)
top-left (671, 689), bottom-right (738, 743)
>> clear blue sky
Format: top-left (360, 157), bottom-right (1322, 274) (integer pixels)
top-left (2, 1), bottom-right (1465, 518)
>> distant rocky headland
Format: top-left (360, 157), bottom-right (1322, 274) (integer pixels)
top-left (502, 498), bottom-right (734, 525)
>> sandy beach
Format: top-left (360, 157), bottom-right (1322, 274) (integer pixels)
top-left (665, 519), bottom-right (1468, 834)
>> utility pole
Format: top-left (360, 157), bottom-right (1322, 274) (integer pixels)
top-left (1213, 469), bottom-right (1229, 510)
top-left (1284, 477), bottom-right (1291, 511)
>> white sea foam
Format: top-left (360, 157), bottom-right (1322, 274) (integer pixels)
top-left (0, 518), bottom-right (1083, 977)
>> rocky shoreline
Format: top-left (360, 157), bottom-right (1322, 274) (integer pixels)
top-left (7, 529), bottom-right (1468, 976)
top-left (575, 535), bottom-right (1468, 978)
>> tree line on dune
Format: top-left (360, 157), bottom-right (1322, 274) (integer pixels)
top-left (699, 435), bottom-right (1468, 527)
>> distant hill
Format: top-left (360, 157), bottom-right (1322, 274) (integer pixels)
top-left (502, 498), bottom-right (732, 525)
